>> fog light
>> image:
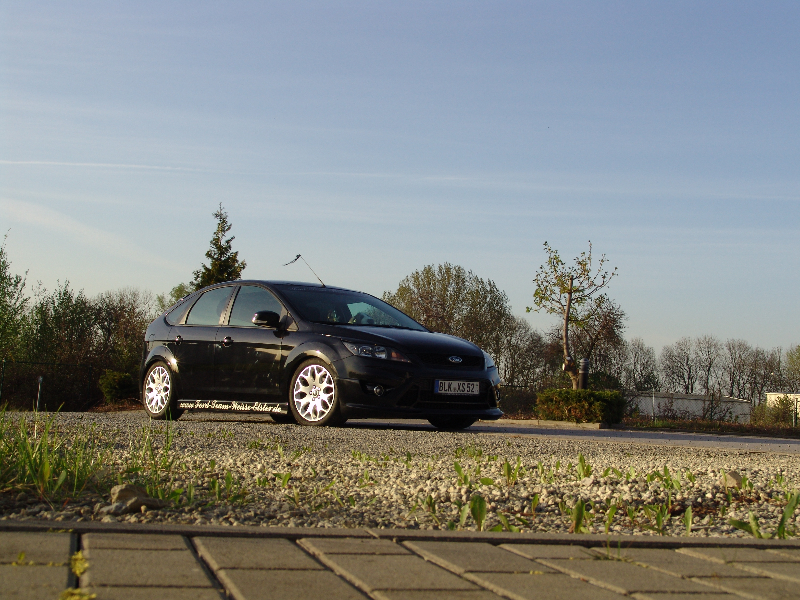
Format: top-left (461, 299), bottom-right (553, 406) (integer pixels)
top-left (373, 385), bottom-right (385, 397)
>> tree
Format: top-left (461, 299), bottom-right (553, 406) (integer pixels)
top-left (621, 337), bottom-right (659, 391)
top-left (527, 241), bottom-right (617, 389)
top-left (94, 288), bottom-right (158, 376)
top-left (660, 337), bottom-right (696, 393)
top-left (190, 204), bottom-right (246, 290)
top-left (694, 335), bottom-right (722, 395)
top-left (156, 282), bottom-right (191, 312)
top-left (721, 339), bottom-right (753, 399)
top-left (0, 235), bottom-right (28, 360)
top-left (787, 344), bottom-right (800, 393)
top-left (568, 296), bottom-right (626, 370)
top-left (383, 263), bottom-right (518, 373)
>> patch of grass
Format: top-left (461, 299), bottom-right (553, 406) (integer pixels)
top-left (0, 409), bottom-right (110, 501)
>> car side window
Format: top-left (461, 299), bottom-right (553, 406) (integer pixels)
top-left (228, 286), bottom-right (284, 327)
top-left (164, 295), bottom-right (195, 325)
top-left (185, 287), bottom-right (234, 326)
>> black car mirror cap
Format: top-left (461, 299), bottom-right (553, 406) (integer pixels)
top-left (252, 311), bottom-right (281, 328)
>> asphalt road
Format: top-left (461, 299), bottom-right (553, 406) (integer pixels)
top-left (179, 412), bottom-right (800, 454)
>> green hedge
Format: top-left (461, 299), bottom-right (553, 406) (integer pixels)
top-left (535, 388), bottom-right (624, 424)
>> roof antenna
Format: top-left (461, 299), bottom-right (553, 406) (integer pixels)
top-left (283, 254), bottom-right (325, 287)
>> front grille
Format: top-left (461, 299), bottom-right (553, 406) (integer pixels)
top-left (416, 353), bottom-right (484, 369)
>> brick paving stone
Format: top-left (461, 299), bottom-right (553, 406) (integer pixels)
top-left (0, 565), bottom-right (70, 600)
top-left (217, 568), bottom-right (367, 600)
top-left (404, 541), bottom-right (557, 574)
top-left (693, 575), bottom-right (798, 600)
top-left (373, 591), bottom-right (505, 600)
top-left (83, 533), bottom-right (188, 550)
top-left (300, 537), bottom-right (411, 555)
top-left (82, 548), bottom-right (213, 587)
top-left (539, 558), bottom-right (714, 595)
top-left (462, 572), bottom-right (626, 600)
top-left (87, 586), bottom-right (223, 600)
top-left (766, 548), bottom-right (800, 560)
top-left (728, 561), bottom-right (800, 583)
top-left (308, 554), bottom-right (479, 592)
top-left (630, 594), bottom-right (735, 600)
top-left (195, 537), bottom-right (324, 571)
top-left (0, 531), bottom-right (72, 564)
top-left (499, 544), bottom-right (597, 560)
top-left (589, 548), bottom-right (757, 578)
top-left (679, 547), bottom-right (800, 564)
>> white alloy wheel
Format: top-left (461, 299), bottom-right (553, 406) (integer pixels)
top-left (292, 364), bottom-right (336, 422)
top-left (145, 365), bottom-right (171, 414)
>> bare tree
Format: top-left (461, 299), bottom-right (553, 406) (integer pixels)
top-left (498, 317), bottom-right (547, 388)
top-left (622, 337), bottom-right (660, 391)
top-left (660, 337), bottom-right (696, 393)
top-left (528, 241), bottom-right (616, 389)
top-left (721, 339), bottom-right (752, 399)
top-left (694, 335), bottom-right (722, 395)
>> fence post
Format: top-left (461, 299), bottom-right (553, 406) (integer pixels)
top-left (36, 375), bottom-right (43, 412)
top-left (0, 358), bottom-right (5, 403)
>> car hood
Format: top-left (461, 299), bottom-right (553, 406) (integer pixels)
top-left (318, 325), bottom-right (483, 356)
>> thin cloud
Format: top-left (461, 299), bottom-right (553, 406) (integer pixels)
top-left (0, 198), bottom-right (181, 270)
top-left (0, 159), bottom-right (202, 172)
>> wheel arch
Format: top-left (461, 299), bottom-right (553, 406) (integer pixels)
top-left (281, 341), bottom-right (343, 398)
top-left (140, 346), bottom-right (181, 400)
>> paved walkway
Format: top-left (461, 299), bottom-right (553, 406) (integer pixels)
top-left (2, 521), bottom-right (799, 599)
top-left (348, 419), bottom-right (800, 454)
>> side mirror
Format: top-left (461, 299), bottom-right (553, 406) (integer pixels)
top-left (252, 311), bottom-right (281, 328)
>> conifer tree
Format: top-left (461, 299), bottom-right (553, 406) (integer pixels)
top-left (191, 204), bottom-right (246, 290)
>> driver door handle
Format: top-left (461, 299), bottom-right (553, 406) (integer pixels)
top-left (220, 336), bottom-right (233, 347)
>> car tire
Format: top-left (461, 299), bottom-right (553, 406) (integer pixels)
top-left (142, 361), bottom-right (183, 420)
top-left (427, 416), bottom-right (477, 430)
top-left (270, 411), bottom-right (297, 424)
top-left (289, 359), bottom-right (346, 426)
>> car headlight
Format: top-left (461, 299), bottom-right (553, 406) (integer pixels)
top-left (482, 350), bottom-right (496, 370)
top-left (342, 340), bottom-right (410, 363)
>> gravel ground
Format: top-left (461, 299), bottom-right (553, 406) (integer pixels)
top-left (2, 411), bottom-right (799, 537)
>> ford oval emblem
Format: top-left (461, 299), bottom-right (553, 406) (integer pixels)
top-left (448, 356), bottom-right (463, 364)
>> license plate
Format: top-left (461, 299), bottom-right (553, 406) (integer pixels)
top-left (434, 380), bottom-right (480, 395)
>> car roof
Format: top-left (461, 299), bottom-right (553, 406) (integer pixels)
top-left (207, 280), bottom-right (362, 294)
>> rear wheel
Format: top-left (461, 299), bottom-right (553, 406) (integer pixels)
top-left (270, 411), bottom-right (297, 424)
top-left (289, 359), bottom-right (346, 426)
top-left (428, 416), bottom-right (477, 430)
top-left (142, 361), bottom-right (183, 420)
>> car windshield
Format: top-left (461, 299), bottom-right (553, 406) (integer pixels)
top-left (277, 286), bottom-right (427, 331)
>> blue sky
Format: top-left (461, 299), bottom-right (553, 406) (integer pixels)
top-left (1, 1), bottom-right (798, 350)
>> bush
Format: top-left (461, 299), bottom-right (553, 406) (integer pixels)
top-left (752, 395), bottom-right (796, 427)
top-left (98, 370), bottom-right (137, 404)
top-left (499, 387), bottom-right (537, 416)
top-left (535, 388), bottom-right (625, 424)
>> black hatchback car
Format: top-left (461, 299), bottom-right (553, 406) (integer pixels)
top-left (140, 281), bottom-right (502, 429)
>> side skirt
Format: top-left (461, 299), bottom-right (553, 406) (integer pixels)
top-left (177, 400), bottom-right (289, 414)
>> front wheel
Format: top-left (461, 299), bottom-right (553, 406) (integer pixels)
top-left (142, 361), bottom-right (183, 420)
top-left (289, 359), bottom-right (346, 426)
top-left (428, 416), bottom-right (477, 430)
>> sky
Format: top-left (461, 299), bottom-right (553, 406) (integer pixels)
top-left (1, 1), bottom-right (798, 351)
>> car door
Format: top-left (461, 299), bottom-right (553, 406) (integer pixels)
top-left (213, 284), bottom-right (284, 402)
top-left (169, 286), bottom-right (235, 400)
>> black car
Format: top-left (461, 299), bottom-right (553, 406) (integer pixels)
top-left (140, 280), bottom-right (502, 429)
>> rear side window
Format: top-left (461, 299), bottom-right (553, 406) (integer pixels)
top-left (185, 287), bottom-right (234, 326)
top-left (228, 286), bottom-right (284, 327)
top-left (165, 296), bottom-right (194, 325)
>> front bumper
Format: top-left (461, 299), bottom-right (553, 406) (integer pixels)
top-left (333, 355), bottom-right (503, 420)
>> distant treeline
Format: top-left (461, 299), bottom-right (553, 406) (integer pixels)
top-left (1, 242), bottom-right (796, 410)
